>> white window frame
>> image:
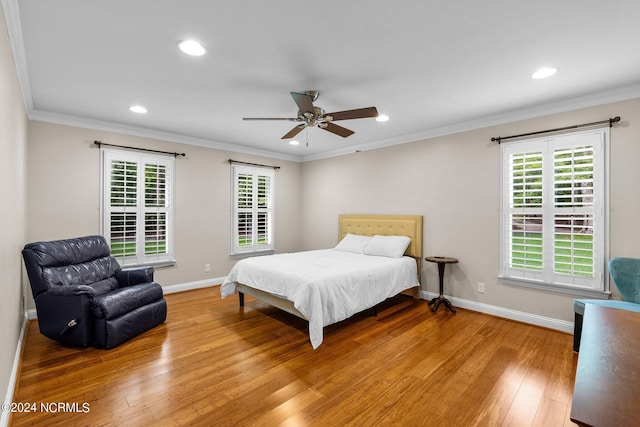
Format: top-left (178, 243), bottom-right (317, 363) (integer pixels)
top-left (231, 164), bottom-right (275, 255)
top-left (100, 148), bottom-right (175, 267)
top-left (499, 128), bottom-right (610, 297)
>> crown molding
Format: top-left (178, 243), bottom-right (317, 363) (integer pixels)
top-left (301, 83), bottom-right (640, 162)
top-left (1, 0), bottom-right (33, 111)
top-left (28, 109), bottom-right (302, 162)
top-left (27, 83), bottom-right (640, 165)
top-left (6, 0), bottom-right (640, 164)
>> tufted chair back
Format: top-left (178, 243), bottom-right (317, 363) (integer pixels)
top-left (23, 235), bottom-right (122, 298)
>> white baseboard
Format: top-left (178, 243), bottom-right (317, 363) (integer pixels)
top-left (420, 291), bottom-right (574, 334)
top-left (22, 282), bottom-right (573, 335)
top-left (1, 312), bottom-right (28, 427)
top-left (24, 281), bottom-right (573, 334)
top-left (162, 277), bottom-right (223, 295)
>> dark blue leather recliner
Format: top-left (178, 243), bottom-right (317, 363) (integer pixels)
top-left (22, 235), bottom-right (167, 349)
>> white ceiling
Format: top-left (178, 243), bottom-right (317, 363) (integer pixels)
top-left (5, 0), bottom-right (640, 161)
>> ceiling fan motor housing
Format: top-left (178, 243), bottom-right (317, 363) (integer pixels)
top-left (305, 90), bottom-right (319, 102)
top-left (299, 106), bottom-right (330, 126)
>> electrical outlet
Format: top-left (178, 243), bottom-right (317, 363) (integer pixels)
top-left (478, 282), bottom-right (485, 294)
top-left (205, 263), bottom-right (211, 272)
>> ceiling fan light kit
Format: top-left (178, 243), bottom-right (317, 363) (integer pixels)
top-left (243, 91), bottom-right (379, 140)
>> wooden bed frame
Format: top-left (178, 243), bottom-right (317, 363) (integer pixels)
top-left (237, 214), bottom-right (423, 320)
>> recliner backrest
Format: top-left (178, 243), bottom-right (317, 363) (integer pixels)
top-left (23, 235), bottom-right (121, 298)
top-left (608, 257), bottom-right (640, 304)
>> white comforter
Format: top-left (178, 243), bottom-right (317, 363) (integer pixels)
top-left (221, 249), bottom-right (419, 348)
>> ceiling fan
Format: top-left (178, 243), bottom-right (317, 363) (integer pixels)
top-left (243, 91), bottom-right (378, 140)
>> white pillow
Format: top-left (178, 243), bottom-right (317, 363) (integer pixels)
top-left (363, 235), bottom-right (411, 258)
top-left (335, 233), bottom-right (372, 254)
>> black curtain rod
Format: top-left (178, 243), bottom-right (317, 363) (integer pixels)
top-left (491, 116), bottom-right (621, 144)
top-left (228, 159), bottom-right (280, 170)
top-left (94, 140), bottom-right (186, 157)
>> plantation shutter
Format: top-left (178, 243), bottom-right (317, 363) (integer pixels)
top-left (108, 156), bottom-right (138, 259)
top-left (102, 149), bottom-right (175, 266)
top-left (505, 149), bottom-right (544, 281)
top-left (231, 164), bottom-right (274, 254)
top-left (500, 129), bottom-right (607, 294)
top-left (144, 162), bottom-right (169, 257)
top-left (549, 134), bottom-right (604, 288)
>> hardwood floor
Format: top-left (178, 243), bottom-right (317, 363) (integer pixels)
top-left (11, 287), bottom-right (579, 426)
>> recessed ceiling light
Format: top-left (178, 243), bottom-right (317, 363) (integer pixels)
top-left (376, 114), bottom-right (389, 122)
top-left (531, 67), bottom-right (558, 79)
top-left (177, 40), bottom-right (206, 56)
top-left (289, 140), bottom-right (300, 146)
top-left (129, 105), bottom-right (148, 114)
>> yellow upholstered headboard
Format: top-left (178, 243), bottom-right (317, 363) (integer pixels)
top-left (338, 214), bottom-right (423, 259)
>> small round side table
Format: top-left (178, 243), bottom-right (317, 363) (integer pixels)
top-left (425, 256), bottom-right (459, 313)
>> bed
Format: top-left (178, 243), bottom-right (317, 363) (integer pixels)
top-left (221, 214), bottom-right (423, 348)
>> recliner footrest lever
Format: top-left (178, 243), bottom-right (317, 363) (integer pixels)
top-left (60, 318), bottom-right (80, 336)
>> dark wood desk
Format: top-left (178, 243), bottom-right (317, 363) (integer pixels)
top-left (570, 304), bottom-right (640, 427)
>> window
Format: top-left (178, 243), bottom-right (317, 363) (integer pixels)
top-left (231, 164), bottom-right (274, 255)
top-left (499, 128), bottom-right (609, 296)
top-left (101, 149), bottom-right (175, 266)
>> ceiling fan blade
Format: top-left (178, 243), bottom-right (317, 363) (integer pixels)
top-left (281, 124), bottom-right (306, 139)
top-left (290, 92), bottom-right (315, 114)
top-left (326, 107), bottom-right (378, 121)
top-left (243, 117), bottom-right (299, 121)
top-left (322, 122), bottom-right (354, 138)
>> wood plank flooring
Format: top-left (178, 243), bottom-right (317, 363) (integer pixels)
top-left (10, 287), bottom-right (579, 426)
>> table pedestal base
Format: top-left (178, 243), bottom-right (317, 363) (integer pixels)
top-left (425, 256), bottom-right (459, 315)
top-left (428, 295), bottom-right (456, 313)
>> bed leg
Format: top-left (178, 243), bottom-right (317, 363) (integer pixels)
top-left (239, 292), bottom-right (244, 307)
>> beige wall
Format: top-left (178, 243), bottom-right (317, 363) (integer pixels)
top-left (25, 121), bottom-right (302, 309)
top-left (301, 98), bottom-right (640, 323)
top-left (0, 2), bottom-right (28, 413)
top-left (18, 83), bottom-right (640, 330)
top-left (5, 0), bottom-right (638, 370)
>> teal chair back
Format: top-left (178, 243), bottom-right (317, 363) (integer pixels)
top-left (608, 257), bottom-right (640, 303)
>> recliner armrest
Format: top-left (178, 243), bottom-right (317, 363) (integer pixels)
top-left (47, 285), bottom-right (96, 297)
top-left (115, 266), bottom-right (154, 287)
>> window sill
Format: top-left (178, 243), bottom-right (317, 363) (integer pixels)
top-left (230, 250), bottom-right (275, 259)
top-left (498, 276), bottom-right (611, 299)
top-left (121, 260), bottom-right (176, 269)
